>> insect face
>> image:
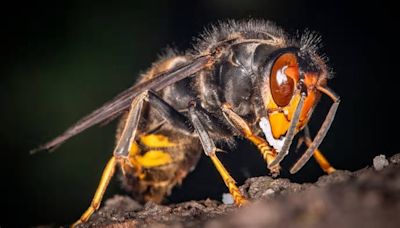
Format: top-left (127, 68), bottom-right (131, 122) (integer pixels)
top-left (258, 48), bottom-right (328, 152)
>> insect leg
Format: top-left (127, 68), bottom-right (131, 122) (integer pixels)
top-left (298, 126), bottom-right (336, 174)
top-left (313, 148), bottom-right (336, 174)
top-left (146, 90), bottom-right (193, 134)
top-left (73, 92), bottom-right (147, 227)
top-left (113, 92), bottom-right (147, 158)
top-left (221, 103), bottom-right (280, 176)
top-left (290, 86), bottom-right (340, 174)
top-left (188, 102), bottom-right (247, 206)
top-left (117, 90), bottom-right (199, 171)
top-left (71, 157), bottom-right (116, 227)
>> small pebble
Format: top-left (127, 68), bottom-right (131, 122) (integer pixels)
top-left (389, 153), bottom-right (400, 164)
top-left (373, 154), bottom-right (389, 171)
top-left (222, 193), bottom-right (234, 205)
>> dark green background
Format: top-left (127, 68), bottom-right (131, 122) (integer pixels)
top-left (1, 0), bottom-right (395, 226)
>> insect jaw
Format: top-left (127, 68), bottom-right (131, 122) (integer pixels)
top-left (259, 117), bottom-right (286, 153)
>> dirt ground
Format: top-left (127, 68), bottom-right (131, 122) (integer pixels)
top-left (79, 153), bottom-right (400, 228)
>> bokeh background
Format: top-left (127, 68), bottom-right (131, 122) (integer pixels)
top-left (1, 0), bottom-right (395, 226)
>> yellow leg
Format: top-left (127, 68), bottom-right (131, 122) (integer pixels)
top-left (209, 154), bottom-right (247, 206)
top-left (313, 149), bottom-right (336, 174)
top-left (72, 157), bottom-right (117, 227)
top-left (246, 135), bottom-right (277, 169)
top-left (221, 104), bottom-right (278, 174)
top-left (303, 138), bottom-right (336, 174)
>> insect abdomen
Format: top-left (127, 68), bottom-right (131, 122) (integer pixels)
top-left (119, 130), bottom-right (201, 203)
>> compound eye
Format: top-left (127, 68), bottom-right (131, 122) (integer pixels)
top-left (270, 53), bottom-right (299, 107)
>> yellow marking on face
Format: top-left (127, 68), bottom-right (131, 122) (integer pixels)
top-left (267, 94), bottom-right (303, 139)
top-left (269, 112), bottom-right (290, 138)
top-left (136, 150), bottom-right (172, 168)
top-left (266, 93), bottom-right (293, 138)
top-left (140, 134), bottom-right (176, 148)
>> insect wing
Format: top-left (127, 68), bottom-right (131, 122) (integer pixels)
top-left (31, 55), bottom-right (212, 153)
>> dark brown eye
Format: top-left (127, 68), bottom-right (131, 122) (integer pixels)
top-left (270, 53), bottom-right (299, 107)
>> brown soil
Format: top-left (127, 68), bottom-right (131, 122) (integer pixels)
top-left (79, 153), bottom-right (400, 228)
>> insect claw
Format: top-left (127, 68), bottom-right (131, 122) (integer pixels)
top-left (215, 148), bottom-right (228, 154)
top-left (269, 165), bottom-right (280, 177)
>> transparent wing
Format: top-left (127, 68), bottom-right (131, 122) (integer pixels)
top-left (31, 55), bottom-right (212, 153)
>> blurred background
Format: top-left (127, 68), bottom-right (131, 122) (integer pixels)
top-left (0, 0), bottom-right (395, 226)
